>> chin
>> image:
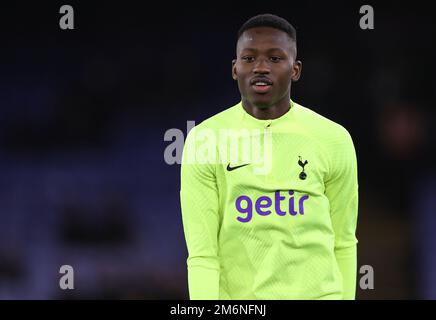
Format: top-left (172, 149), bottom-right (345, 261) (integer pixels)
top-left (251, 98), bottom-right (274, 109)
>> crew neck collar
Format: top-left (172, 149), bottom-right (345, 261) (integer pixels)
top-left (239, 100), bottom-right (297, 127)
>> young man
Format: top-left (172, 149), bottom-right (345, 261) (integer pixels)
top-left (180, 14), bottom-right (359, 299)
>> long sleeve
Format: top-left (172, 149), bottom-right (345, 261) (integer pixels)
top-left (324, 128), bottom-right (359, 300)
top-left (180, 126), bottom-right (220, 300)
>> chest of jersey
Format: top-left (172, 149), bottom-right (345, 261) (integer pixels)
top-left (216, 130), bottom-right (331, 235)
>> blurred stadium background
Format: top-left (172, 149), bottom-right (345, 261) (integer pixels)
top-left (0, 2), bottom-right (435, 299)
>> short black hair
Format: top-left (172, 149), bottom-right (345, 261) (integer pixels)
top-left (237, 14), bottom-right (297, 42)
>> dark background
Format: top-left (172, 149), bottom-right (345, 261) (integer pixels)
top-left (0, 1), bottom-right (435, 299)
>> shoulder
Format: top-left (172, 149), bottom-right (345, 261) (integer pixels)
top-left (293, 102), bottom-right (354, 145)
top-left (184, 102), bottom-right (240, 146)
top-left (191, 103), bottom-right (241, 131)
top-left (293, 102), bottom-right (357, 178)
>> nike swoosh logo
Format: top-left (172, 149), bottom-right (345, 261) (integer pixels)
top-left (226, 163), bottom-right (250, 171)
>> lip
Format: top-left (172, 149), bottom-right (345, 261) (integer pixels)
top-left (250, 77), bottom-right (273, 86)
top-left (251, 84), bottom-right (272, 93)
top-left (249, 77), bottom-right (273, 94)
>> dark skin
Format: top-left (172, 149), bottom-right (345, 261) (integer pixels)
top-left (232, 27), bottom-right (302, 120)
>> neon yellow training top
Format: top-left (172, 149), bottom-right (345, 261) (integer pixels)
top-left (180, 100), bottom-right (359, 300)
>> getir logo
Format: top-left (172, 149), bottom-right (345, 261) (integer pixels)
top-left (235, 191), bottom-right (309, 223)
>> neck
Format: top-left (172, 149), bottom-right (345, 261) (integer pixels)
top-left (242, 96), bottom-right (291, 120)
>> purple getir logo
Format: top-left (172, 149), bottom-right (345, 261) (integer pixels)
top-left (235, 190), bottom-right (309, 223)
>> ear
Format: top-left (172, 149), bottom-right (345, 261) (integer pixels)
top-left (291, 60), bottom-right (302, 82)
top-left (232, 59), bottom-right (237, 80)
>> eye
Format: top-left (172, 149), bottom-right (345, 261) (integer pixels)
top-left (241, 56), bottom-right (255, 63)
top-left (270, 56), bottom-right (283, 63)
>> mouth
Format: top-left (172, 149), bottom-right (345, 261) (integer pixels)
top-left (250, 77), bottom-right (273, 94)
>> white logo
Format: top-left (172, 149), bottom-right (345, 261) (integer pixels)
top-left (59, 5), bottom-right (75, 30)
top-left (59, 265), bottom-right (74, 290)
top-left (359, 5), bottom-right (375, 30)
top-left (359, 264), bottom-right (374, 290)
top-left (164, 121), bottom-right (273, 175)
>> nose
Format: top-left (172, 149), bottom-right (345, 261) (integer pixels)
top-left (253, 58), bottom-right (270, 74)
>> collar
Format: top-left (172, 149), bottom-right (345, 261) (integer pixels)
top-left (239, 99), bottom-right (297, 128)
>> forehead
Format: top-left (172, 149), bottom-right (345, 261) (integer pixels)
top-left (237, 26), bottom-right (294, 53)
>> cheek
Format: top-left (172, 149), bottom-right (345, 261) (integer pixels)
top-left (234, 66), bottom-right (246, 88)
top-left (235, 63), bottom-right (251, 80)
top-left (236, 77), bottom-right (249, 97)
top-left (277, 71), bottom-right (293, 89)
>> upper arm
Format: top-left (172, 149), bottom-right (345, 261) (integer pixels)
top-left (324, 128), bottom-right (359, 249)
top-left (180, 126), bottom-right (220, 261)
